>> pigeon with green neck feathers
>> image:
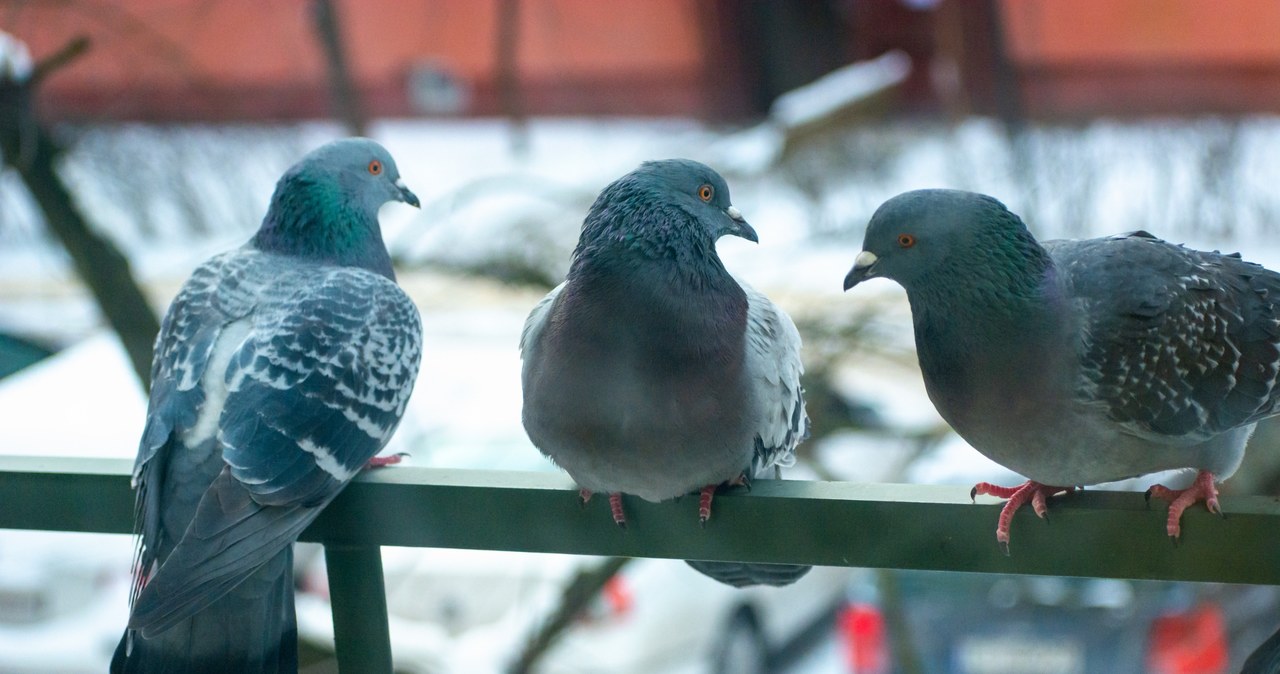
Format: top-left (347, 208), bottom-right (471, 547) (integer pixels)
top-left (844, 189), bottom-right (1280, 552)
top-left (112, 138), bottom-right (422, 673)
top-left (521, 159), bottom-right (811, 587)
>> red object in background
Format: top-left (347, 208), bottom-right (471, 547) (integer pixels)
top-left (601, 575), bottom-right (633, 618)
top-left (1146, 603), bottom-right (1229, 674)
top-left (576, 573), bottom-right (634, 626)
top-left (838, 602), bottom-right (888, 674)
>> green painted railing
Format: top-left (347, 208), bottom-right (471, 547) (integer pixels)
top-left (3, 454), bottom-right (1280, 671)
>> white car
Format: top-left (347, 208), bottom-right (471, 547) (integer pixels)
top-left (0, 530), bottom-right (134, 673)
top-left (296, 546), bottom-right (854, 674)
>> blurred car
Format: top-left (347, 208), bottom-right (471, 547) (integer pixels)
top-left (0, 530), bottom-right (134, 673)
top-left (834, 570), bottom-right (1280, 674)
top-left (296, 546), bottom-right (855, 674)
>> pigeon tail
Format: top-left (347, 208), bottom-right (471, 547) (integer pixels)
top-left (1242, 624), bottom-right (1280, 674)
top-left (111, 547), bottom-right (297, 674)
top-left (685, 560), bottom-right (813, 588)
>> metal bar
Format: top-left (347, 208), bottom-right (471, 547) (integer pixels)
top-left (324, 543), bottom-right (393, 673)
top-left (0, 456), bottom-right (135, 534)
top-left (2, 455), bottom-right (1280, 585)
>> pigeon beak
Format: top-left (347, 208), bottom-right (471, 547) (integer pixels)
top-left (395, 178), bottom-right (421, 208)
top-left (725, 206), bottom-right (759, 243)
top-left (843, 250), bottom-right (879, 290)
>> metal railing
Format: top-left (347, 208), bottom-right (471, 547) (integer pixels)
top-left (3, 454), bottom-right (1280, 671)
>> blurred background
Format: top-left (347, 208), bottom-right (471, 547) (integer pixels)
top-left (2, 0), bottom-right (1280, 672)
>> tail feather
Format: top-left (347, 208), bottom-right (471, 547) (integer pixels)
top-left (111, 548), bottom-right (297, 674)
top-left (128, 468), bottom-right (321, 636)
top-left (685, 559), bottom-right (812, 587)
top-left (1243, 624), bottom-right (1280, 674)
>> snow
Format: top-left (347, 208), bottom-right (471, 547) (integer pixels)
top-left (770, 50), bottom-right (913, 130)
top-left (0, 333), bottom-right (144, 459)
top-left (708, 50), bottom-right (913, 175)
top-left (0, 31), bottom-right (32, 82)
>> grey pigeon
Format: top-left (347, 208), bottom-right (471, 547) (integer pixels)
top-left (111, 138), bottom-right (422, 673)
top-left (843, 189), bottom-right (1280, 551)
top-left (1244, 625), bottom-right (1280, 674)
top-left (520, 159), bottom-right (811, 587)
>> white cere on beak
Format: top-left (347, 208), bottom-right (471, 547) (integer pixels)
top-left (394, 177), bottom-right (408, 190)
top-left (726, 205), bottom-right (744, 221)
top-left (853, 250), bottom-right (878, 269)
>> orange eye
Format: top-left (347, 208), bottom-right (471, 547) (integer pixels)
top-left (368, 159), bottom-right (383, 175)
top-left (898, 233), bottom-right (916, 248)
top-left (698, 184), bottom-right (714, 202)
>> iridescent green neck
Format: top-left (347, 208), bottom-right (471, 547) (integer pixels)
top-left (251, 172), bottom-right (394, 279)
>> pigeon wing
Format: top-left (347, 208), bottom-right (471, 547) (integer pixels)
top-left (1055, 233), bottom-right (1280, 441)
top-left (219, 266), bottom-right (422, 504)
top-left (519, 281), bottom-right (564, 357)
top-left (129, 251), bottom-right (266, 604)
top-left (741, 280), bottom-right (809, 476)
top-left (130, 264), bottom-right (421, 634)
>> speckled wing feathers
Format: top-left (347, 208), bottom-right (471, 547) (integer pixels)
top-left (1059, 233), bottom-right (1280, 441)
top-left (134, 251), bottom-right (263, 483)
top-left (220, 266), bottom-right (421, 505)
top-left (129, 250), bottom-right (265, 604)
top-left (127, 248), bottom-right (421, 634)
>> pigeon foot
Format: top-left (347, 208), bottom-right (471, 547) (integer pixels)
top-left (698, 485), bottom-right (717, 525)
top-left (1146, 470), bottom-right (1220, 540)
top-left (608, 492), bottom-right (627, 528)
top-left (971, 481), bottom-right (1074, 554)
top-left (363, 452), bottom-right (408, 469)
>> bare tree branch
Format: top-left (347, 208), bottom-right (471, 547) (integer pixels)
top-left (0, 37), bottom-right (160, 388)
top-left (311, 0), bottom-right (367, 137)
top-left (28, 35), bottom-right (89, 87)
top-left (495, 0), bottom-right (528, 154)
top-left (508, 556), bottom-right (631, 674)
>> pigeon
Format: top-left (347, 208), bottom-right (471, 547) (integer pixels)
top-left (843, 189), bottom-right (1280, 551)
top-left (111, 138), bottom-right (422, 673)
top-left (520, 159), bottom-right (811, 587)
top-left (1243, 625), bottom-right (1280, 674)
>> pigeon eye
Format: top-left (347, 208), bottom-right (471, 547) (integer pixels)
top-left (898, 233), bottom-right (917, 248)
top-left (368, 160), bottom-right (383, 176)
top-left (698, 184), bottom-right (714, 202)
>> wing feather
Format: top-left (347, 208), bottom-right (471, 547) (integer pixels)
top-left (739, 280), bottom-right (809, 476)
top-left (129, 251), bottom-right (422, 632)
top-left (1057, 234), bottom-right (1280, 441)
top-left (519, 282), bottom-right (564, 356)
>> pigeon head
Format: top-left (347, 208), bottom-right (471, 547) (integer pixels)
top-left (577, 159), bottom-right (757, 262)
top-left (252, 138), bottom-right (419, 277)
top-left (843, 189), bottom-right (1046, 296)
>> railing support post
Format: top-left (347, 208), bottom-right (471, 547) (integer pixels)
top-left (324, 543), bottom-right (393, 673)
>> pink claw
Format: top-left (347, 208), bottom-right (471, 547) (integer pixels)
top-left (971, 481), bottom-right (1074, 554)
top-left (608, 492), bottom-right (627, 528)
top-left (363, 453), bottom-right (407, 469)
top-left (698, 485), bottom-right (717, 524)
top-left (1146, 470), bottom-right (1221, 539)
